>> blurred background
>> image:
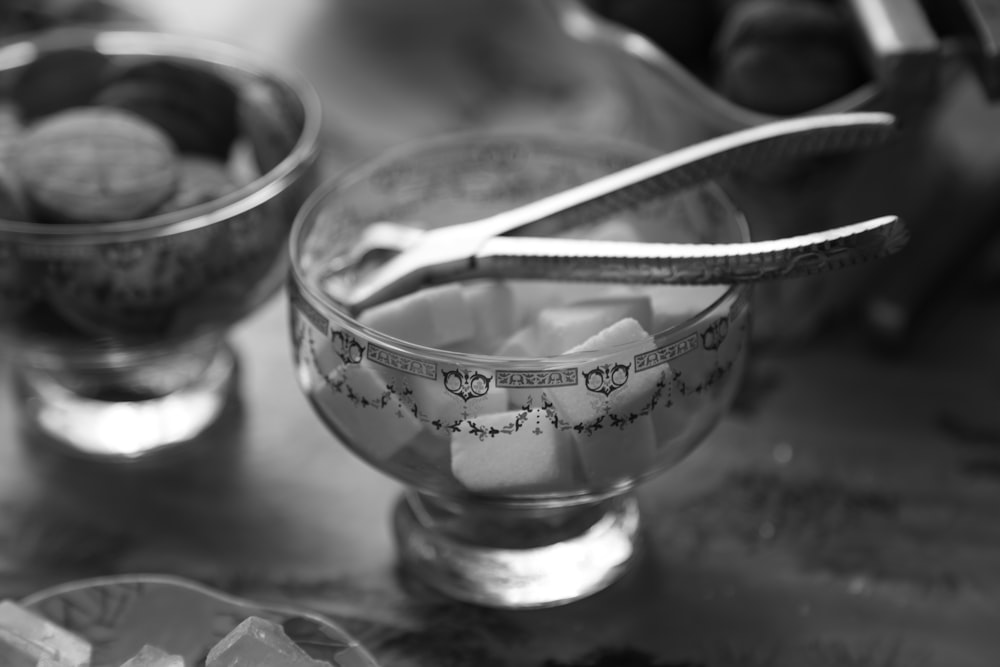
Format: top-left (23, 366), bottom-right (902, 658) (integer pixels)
top-left (8, 0), bottom-right (1000, 354)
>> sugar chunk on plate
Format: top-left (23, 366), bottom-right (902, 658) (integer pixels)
top-left (452, 409), bottom-right (574, 493)
top-left (206, 616), bottom-right (332, 667)
top-left (119, 645), bottom-right (184, 667)
top-left (359, 283), bottom-right (475, 348)
top-left (0, 600), bottom-right (92, 667)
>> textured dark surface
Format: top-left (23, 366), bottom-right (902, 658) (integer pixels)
top-left (1, 291), bottom-right (999, 666)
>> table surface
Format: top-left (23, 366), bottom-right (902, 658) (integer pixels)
top-left (3, 2), bottom-right (1000, 666)
top-left (3, 280), bottom-right (1000, 667)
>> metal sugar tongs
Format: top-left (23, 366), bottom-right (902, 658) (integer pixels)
top-left (336, 112), bottom-right (911, 314)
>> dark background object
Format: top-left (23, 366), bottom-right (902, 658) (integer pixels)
top-left (96, 61), bottom-right (239, 159)
top-left (585, 0), bottom-right (869, 114)
top-left (584, 0), bottom-right (723, 81)
top-left (10, 49), bottom-right (111, 122)
top-left (714, 0), bottom-right (868, 114)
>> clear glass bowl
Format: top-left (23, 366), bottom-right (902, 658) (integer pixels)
top-left (0, 28), bottom-right (322, 459)
top-left (289, 132), bottom-right (751, 608)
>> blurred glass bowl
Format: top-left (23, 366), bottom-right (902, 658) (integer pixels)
top-left (289, 131), bottom-right (751, 608)
top-left (0, 27), bottom-right (321, 459)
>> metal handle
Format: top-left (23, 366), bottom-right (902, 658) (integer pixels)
top-left (481, 113), bottom-right (898, 241)
top-left (342, 113), bottom-right (901, 312)
top-left (471, 216), bottom-right (909, 285)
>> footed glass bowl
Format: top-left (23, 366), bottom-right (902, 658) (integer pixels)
top-left (289, 132), bottom-right (750, 608)
top-left (0, 28), bottom-right (321, 459)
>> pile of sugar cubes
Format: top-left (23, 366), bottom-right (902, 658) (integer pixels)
top-left (0, 600), bottom-right (364, 666)
top-left (313, 216), bottom-right (733, 494)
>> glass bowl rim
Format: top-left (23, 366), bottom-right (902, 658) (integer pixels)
top-left (289, 128), bottom-right (752, 368)
top-left (0, 26), bottom-right (323, 240)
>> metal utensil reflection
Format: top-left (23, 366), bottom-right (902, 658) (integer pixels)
top-left (335, 216), bottom-right (907, 313)
top-left (331, 112), bottom-right (908, 313)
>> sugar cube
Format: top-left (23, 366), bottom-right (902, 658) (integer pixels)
top-left (206, 617), bottom-right (331, 667)
top-left (503, 373), bottom-right (540, 413)
top-left (494, 324), bottom-right (543, 358)
top-left (562, 216), bottom-right (645, 243)
top-left (358, 283), bottom-right (475, 348)
top-left (547, 318), bottom-right (653, 424)
top-left (505, 280), bottom-right (573, 326)
top-left (119, 645), bottom-right (183, 667)
top-left (505, 280), bottom-right (630, 329)
top-left (451, 409), bottom-right (574, 493)
top-left (310, 364), bottom-right (424, 460)
top-left (573, 414), bottom-right (658, 484)
top-left (0, 600), bottom-right (91, 667)
top-left (407, 373), bottom-right (509, 427)
top-left (532, 296), bottom-right (653, 356)
top-left (495, 294), bottom-right (651, 358)
top-left (497, 299), bottom-right (654, 410)
top-left (461, 281), bottom-right (516, 352)
top-left (546, 319), bottom-right (664, 483)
